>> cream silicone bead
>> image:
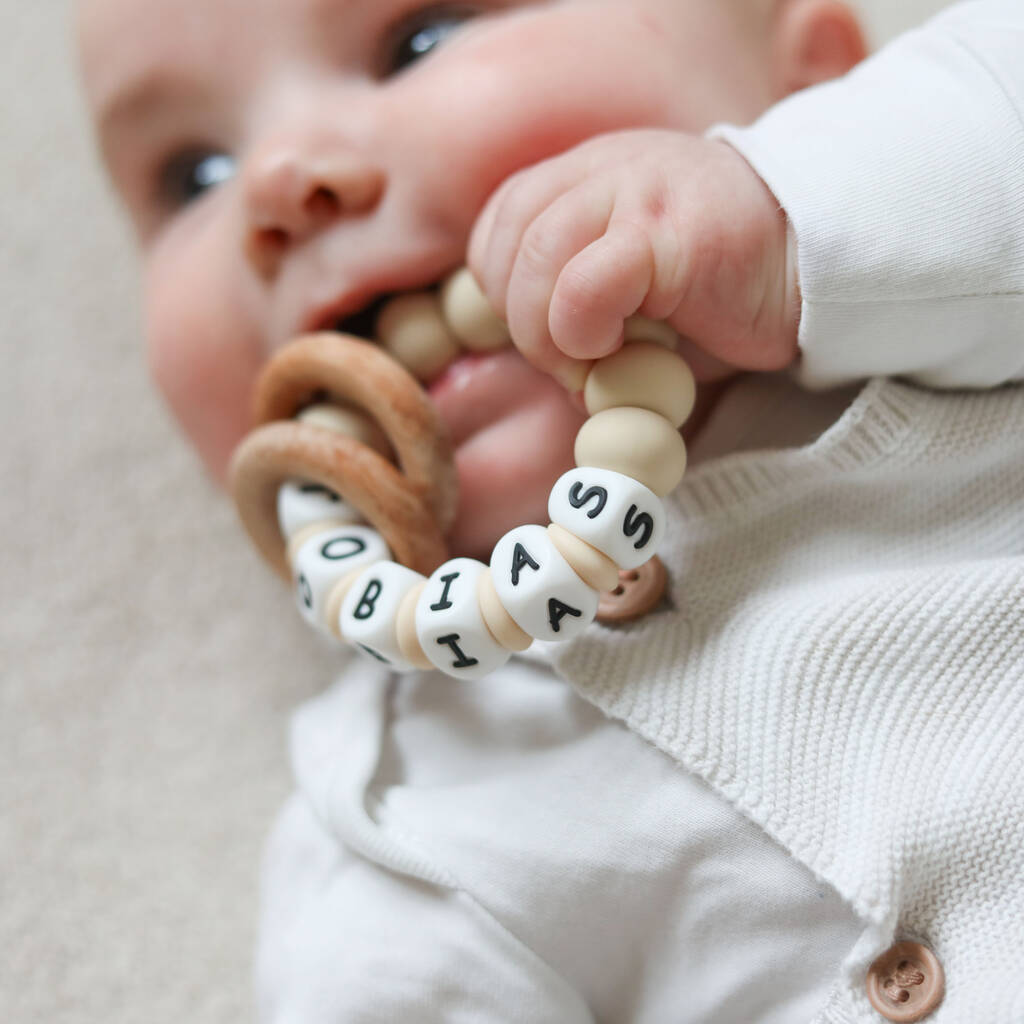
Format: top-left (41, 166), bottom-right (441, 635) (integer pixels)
top-left (416, 558), bottom-right (511, 679)
top-left (439, 268), bottom-right (511, 351)
top-left (574, 408), bottom-right (687, 498)
top-left (490, 525), bottom-right (600, 642)
top-left (324, 568), bottom-right (369, 640)
top-left (297, 403), bottom-right (393, 460)
top-left (396, 583), bottom-right (434, 669)
top-left (292, 525), bottom-right (391, 634)
top-left (339, 561), bottom-right (427, 670)
top-left (546, 524), bottom-right (620, 593)
top-left (477, 569), bottom-right (532, 652)
top-left (624, 315), bottom-right (680, 349)
top-left (548, 467), bottom-right (667, 571)
top-left (583, 342), bottom-right (696, 428)
top-left (376, 292), bottom-right (462, 382)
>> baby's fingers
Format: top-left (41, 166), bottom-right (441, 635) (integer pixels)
top-left (503, 180), bottom-right (614, 388)
top-left (548, 219), bottom-right (653, 362)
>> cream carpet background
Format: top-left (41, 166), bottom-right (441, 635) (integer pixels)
top-left (0, 2), bottom-right (954, 1021)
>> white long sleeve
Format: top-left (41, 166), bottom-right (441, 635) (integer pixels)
top-left (714, 0), bottom-right (1024, 389)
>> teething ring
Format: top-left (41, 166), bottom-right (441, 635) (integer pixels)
top-left (253, 333), bottom-right (458, 530)
top-left (231, 421), bottom-right (448, 581)
top-left (229, 332), bottom-right (455, 582)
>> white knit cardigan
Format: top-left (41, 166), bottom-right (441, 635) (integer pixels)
top-left (556, 4), bottom-right (1024, 1019)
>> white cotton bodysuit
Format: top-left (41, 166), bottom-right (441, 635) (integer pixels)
top-left (256, 4), bottom-right (1024, 1022)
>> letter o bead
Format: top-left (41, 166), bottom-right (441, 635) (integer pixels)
top-left (415, 558), bottom-right (511, 680)
top-left (548, 467), bottom-right (666, 571)
top-left (293, 525), bottom-right (391, 634)
top-left (490, 525), bottom-right (599, 643)
top-left (277, 480), bottom-right (361, 540)
top-left (339, 561), bottom-right (426, 670)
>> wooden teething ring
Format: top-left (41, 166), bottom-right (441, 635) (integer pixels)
top-left (229, 333), bottom-right (456, 581)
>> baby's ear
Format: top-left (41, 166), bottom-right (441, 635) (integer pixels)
top-left (771, 0), bottom-right (869, 97)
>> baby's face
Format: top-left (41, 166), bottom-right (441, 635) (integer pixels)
top-left (81, 0), bottom-right (777, 557)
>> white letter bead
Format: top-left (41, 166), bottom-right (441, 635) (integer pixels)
top-left (584, 342), bottom-right (696, 427)
top-left (293, 525), bottom-right (391, 634)
top-left (416, 559), bottom-right (511, 680)
top-left (490, 525), bottom-right (599, 643)
top-left (339, 561), bottom-right (427, 671)
top-left (277, 479), bottom-right (362, 540)
top-left (574, 407), bottom-right (687, 497)
top-left (548, 467), bottom-right (666, 571)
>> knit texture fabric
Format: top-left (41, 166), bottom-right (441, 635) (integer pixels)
top-left (555, 378), bottom-right (1024, 1023)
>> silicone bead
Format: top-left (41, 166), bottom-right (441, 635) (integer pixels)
top-left (339, 561), bottom-right (426, 670)
top-left (416, 558), bottom-right (511, 679)
top-left (574, 407), bottom-right (687, 497)
top-left (324, 568), bottom-right (369, 640)
top-left (376, 292), bottom-right (462, 382)
top-left (277, 480), bottom-right (361, 541)
top-left (286, 519), bottom-right (359, 569)
top-left (477, 569), bottom-right (532, 652)
top-left (297, 403), bottom-right (393, 460)
top-left (439, 268), bottom-right (511, 351)
top-left (396, 583), bottom-right (434, 670)
top-left (624, 315), bottom-right (679, 349)
top-left (546, 523), bottom-right (620, 593)
top-left (490, 525), bottom-right (599, 643)
top-left (548, 467), bottom-right (667, 571)
top-left (583, 342), bottom-right (697, 427)
top-left (292, 525), bottom-right (391, 634)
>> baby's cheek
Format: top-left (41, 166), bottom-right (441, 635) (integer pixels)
top-left (144, 257), bottom-right (265, 485)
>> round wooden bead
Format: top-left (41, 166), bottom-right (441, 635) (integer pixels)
top-left (292, 525), bottom-right (391, 634)
top-left (439, 268), bottom-right (511, 351)
top-left (277, 479), bottom-right (362, 541)
top-left (396, 583), bottom-right (434, 670)
top-left (546, 524), bottom-right (620, 593)
top-left (339, 561), bottom-right (427, 670)
top-left (297, 403), bottom-right (393, 460)
top-left (583, 342), bottom-right (697, 428)
top-left (477, 569), bottom-right (532, 652)
top-left (490, 525), bottom-right (599, 642)
top-left (415, 558), bottom-right (511, 680)
top-left (548, 467), bottom-right (666, 571)
top-left (624, 315), bottom-right (679, 349)
top-left (574, 407), bottom-right (687, 497)
top-left (376, 292), bottom-right (462, 382)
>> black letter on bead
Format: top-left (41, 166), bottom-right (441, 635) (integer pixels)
top-left (298, 574), bottom-right (313, 610)
top-left (436, 634), bottom-right (480, 670)
top-left (354, 579), bottom-right (383, 621)
top-left (569, 482), bottom-right (608, 520)
top-left (430, 573), bottom-right (460, 611)
top-left (299, 482), bottom-right (341, 503)
top-left (510, 544), bottom-right (541, 587)
top-left (357, 643), bottom-right (391, 665)
top-left (623, 504), bottom-right (655, 550)
top-left (548, 599), bottom-right (583, 634)
top-left (321, 535), bottom-right (368, 561)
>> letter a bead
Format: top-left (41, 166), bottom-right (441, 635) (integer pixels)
top-left (548, 467), bottom-right (666, 571)
top-left (490, 525), bottom-right (599, 642)
top-left (339, 561), bottom-right (427, 670)
top-left (415, 558), bottom-right (511, 680)
top-left (293, 525), bottom-right (391, 634)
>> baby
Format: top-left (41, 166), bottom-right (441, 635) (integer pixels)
top-left (78, 0), bottom-right (1024, 1021)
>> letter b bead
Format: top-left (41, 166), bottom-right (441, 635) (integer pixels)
top-left (490, 525), bottom-right (599, 642)
top-left (415, 558), bottom-right (511, 680)
top-left (548, 468), bottom-right (666, 571)
top-left (339, 561), bottom-right (426, 670)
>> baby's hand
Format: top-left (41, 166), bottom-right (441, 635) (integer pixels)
top-left (468, 130), bottom-right (799, 391)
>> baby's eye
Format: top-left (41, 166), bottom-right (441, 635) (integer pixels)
top-left (158, 149), bottom-right (236, 209)
top-left (383, 5), bottom-right (478, 75)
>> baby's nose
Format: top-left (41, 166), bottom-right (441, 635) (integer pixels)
top-left (243, 139), bottom-right (386, 277)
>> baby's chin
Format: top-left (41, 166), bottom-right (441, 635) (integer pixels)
top-left (436, 367), bottom-right (586, 560)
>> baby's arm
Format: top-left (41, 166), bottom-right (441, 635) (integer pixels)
top-left (470, 0), bottom-right (1024, 393)
top-left (714, 0), bottom-right (1024, 390)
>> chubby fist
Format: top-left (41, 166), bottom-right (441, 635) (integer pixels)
top-left (468, 129), bottom-right (799, 391)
